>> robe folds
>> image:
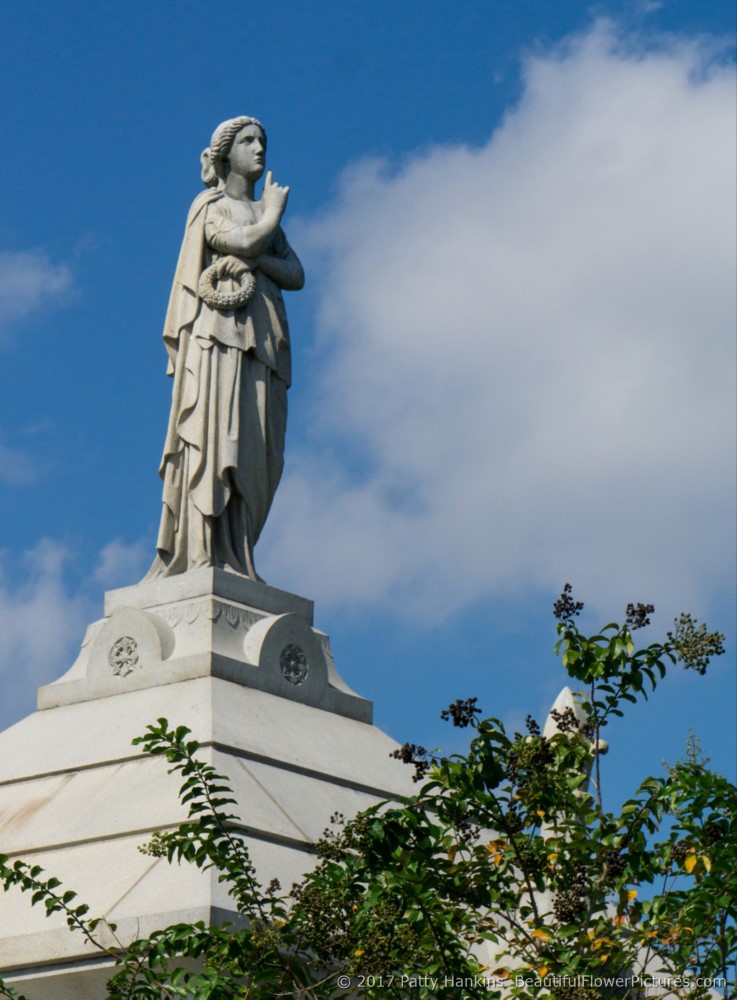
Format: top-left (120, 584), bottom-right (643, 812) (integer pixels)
top-left (148, 190), bottom-right (293, 580)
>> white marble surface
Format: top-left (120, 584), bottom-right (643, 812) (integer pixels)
top-left (0, 675), bottom-right (414, 993)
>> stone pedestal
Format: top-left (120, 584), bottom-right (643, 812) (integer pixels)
top-left (0, 571), bottom-right (412, 997)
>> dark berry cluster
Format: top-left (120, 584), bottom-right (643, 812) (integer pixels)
top-left (454, 815), bottom-right (480, 845)
top-left (553, 583), bottom-right (584, 621)
top-left (625, 601), bottom-right (655, 630)
top-left (704, 822), bottom-right (725, 845)
top-left (440, 697), bottom-right (480, 728)
top-left (525, 714), bottom-right (541, 736)
top-left (549, 706), bottom-right (581, 734)
top-left (389, 742), bottom-right (431, 782)
top-left (553, 865), bottom-right (589, 923)
top-left (670, 841), bottom-right (692, 863)
top-left (600, 847), bottom-right (627, 886)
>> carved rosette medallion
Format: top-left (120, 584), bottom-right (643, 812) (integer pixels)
top-left (280, 644), bottom-right (308, 686)
top-left (109, 636), bottom-right (140, 677)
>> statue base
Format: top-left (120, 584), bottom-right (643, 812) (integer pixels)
top-left (0, 572), bottom-right (411, 997)
top-left (39, 567), bottom-right (372, 723)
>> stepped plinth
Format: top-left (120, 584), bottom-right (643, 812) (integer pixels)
top-left (38, 567), bottom-right (371, 722)
top-left (0, 572), bottom-right (412, 997)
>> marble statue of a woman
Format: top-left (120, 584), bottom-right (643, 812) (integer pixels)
top-left (146, 116), bottom-right (304, 581)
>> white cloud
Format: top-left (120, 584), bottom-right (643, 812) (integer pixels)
top-left (0, 250), bottom-right (73, 343)
top-left (0, 439), bottom-right (35, 485)
top-left (0, 537), bottom-right (151, 728)
top-left (261, 21), bottom-right (736, 622)
top-left (93, 537), bottom-right (150, 588)
top-left (0, 541), bottom-right (92, 724)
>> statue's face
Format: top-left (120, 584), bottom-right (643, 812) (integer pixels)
top-left (227, 123), bottom-right (266, 182)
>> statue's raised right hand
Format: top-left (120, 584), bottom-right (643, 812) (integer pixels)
top-left (261, 170), bottom-right (290, 222)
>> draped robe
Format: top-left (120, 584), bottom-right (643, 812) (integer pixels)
top-left (147, 189), bottom-right (296, 580)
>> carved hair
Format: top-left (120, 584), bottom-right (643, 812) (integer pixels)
top-left (200, 116), bottom-right (267, 188)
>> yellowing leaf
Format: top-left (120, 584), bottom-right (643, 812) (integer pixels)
top-left (538, 966), bottom-right (549, 976)
top-left (486, 841), bottom-right (507, 867)
top-left (531, 928), bottom-right (549, 941)
top-left (684, 854), bottom-right (697, 874)
top-left (626, 889), bottom-right (638, 902)
top-left (354, 949), bottom-right (365, 957)
top-left (701, 855), bottom-right (712, 873)
top-left (592, 937), bottom-right (613, 951)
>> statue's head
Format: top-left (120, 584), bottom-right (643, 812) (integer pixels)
top-left (201, 116), bottom-right (267, 188)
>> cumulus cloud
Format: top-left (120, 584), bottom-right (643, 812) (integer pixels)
top-left (261, 21), bottom-right (736, 621)
top-left (0, 250), bottom-right (73, 344)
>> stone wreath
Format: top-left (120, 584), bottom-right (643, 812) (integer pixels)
top-left (199, 257), bottom-right (256, 310)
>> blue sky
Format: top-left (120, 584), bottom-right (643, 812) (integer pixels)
top-left (0, 0), bottom-right (734, 810)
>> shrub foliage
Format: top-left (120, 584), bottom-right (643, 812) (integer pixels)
top-left (0, 588), bottom-right (733, 999)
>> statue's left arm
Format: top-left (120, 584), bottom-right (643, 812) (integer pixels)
top-left (253, 229), bottom-right (304, 291)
